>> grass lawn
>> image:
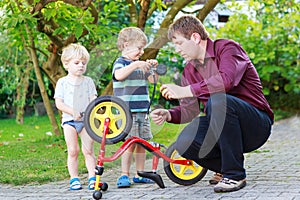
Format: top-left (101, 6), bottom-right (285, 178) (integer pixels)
top-left (0, 115), bottom-right (184, 186)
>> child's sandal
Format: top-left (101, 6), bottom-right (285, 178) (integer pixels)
top-left (116, 175), bottom-right (131, 188)
top-left (70, 178), bottom-right (82, 190)
top-left (88, 176), bottom-right (96, 190)
top-left (133, 176), bottom-right (154, 184)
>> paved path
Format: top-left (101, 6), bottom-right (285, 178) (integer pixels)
top-left (1, 116), bottom-right (300, 200)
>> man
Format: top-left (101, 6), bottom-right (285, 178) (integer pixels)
top-left (150, 15), bottom-right (273, 193)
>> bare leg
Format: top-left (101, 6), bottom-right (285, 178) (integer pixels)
top-left (134, 144), bottom-right (146, 177)
top-left (63, 125), bottom-right (80, 179)
top-left (80, 128), bottom-right (96, 178)
top-left (121, 144), bottom-right (136, 176)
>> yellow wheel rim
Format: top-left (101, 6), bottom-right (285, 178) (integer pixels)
top-left (88, 101), bottom-right (127, 139)
top-left (169, 149), bottom-right (204, 180)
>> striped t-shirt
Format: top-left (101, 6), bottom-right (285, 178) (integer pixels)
top-left (112, 57), bottom-right (150, 113)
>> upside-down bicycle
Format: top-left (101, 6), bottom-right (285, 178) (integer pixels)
top-left (84, 95), bottom-right (208, 199)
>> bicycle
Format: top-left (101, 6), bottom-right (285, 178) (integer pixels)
top-left (84, 95), bottom-right (208, 199)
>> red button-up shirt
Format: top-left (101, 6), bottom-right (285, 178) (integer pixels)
top-left (169, 38), bottom-right (274, 124)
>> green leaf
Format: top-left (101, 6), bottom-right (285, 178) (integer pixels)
top-left (284, 84), bottom-right (293, 92)
top-left (74, 25), bottom-right (83, 39)
top-left (263, 88), bottom-right (270, 95)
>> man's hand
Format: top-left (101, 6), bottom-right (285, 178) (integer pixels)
top-left (150, 109), bottom-right (171, 125)
top-left (160, 84), bottom-right (193, 100)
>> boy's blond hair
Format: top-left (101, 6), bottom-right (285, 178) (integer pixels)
top-left (117, 27), bottom-right (148, 51)
top-left (61, 43), bottom-right (90, 68)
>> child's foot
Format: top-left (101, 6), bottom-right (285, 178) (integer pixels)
top-left (117, 175), bottom-right (131, 188)
top-left (132, 176), bottom-right (154, 184)
top-left (88, 176), bottom-right (96, 190)
top-left (70, 178), bottom-right (82, 190)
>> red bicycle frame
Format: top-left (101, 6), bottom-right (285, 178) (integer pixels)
top-left (94, 117), bottom-right (193, 190)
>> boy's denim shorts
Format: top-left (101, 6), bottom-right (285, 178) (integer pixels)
top-left (63, 120), bottom-right (84, 134)
top-left (126, 113), bottom-right (153, 140)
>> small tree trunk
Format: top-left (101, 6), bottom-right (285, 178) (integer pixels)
top-left (15, 63), bottom-right (32, 124)
top-left (30, 48), bottom-right (61, 136)
top-left (101, 80), bottom-right (113, 96)
top-left (25, 27), bottom-right (61, 136)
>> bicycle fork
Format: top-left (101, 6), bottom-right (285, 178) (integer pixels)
top-left (94, 118), bottom-right (110, 191)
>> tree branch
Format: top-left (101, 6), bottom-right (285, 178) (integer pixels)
top-left (142, 0), bottom-right (195, 59)
top-left (138, 0), bottom-right (151, 29)
top-left (196, 0), bottom-right (220, 22)
top-left (126, 0), bottom-right (138, 24)
top-left (143, 0), bottom-right (220, 59)
top-left (32, 0), bottom-right (98, 48)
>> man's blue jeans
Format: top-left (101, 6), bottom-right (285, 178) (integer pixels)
top-left (175, 93), bottom-right (273, 181)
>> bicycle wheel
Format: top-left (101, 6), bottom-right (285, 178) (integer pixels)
top-left (84, 96), bottom-right (132, 144)
top-left (163, 142), bottom-right (207, 186)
